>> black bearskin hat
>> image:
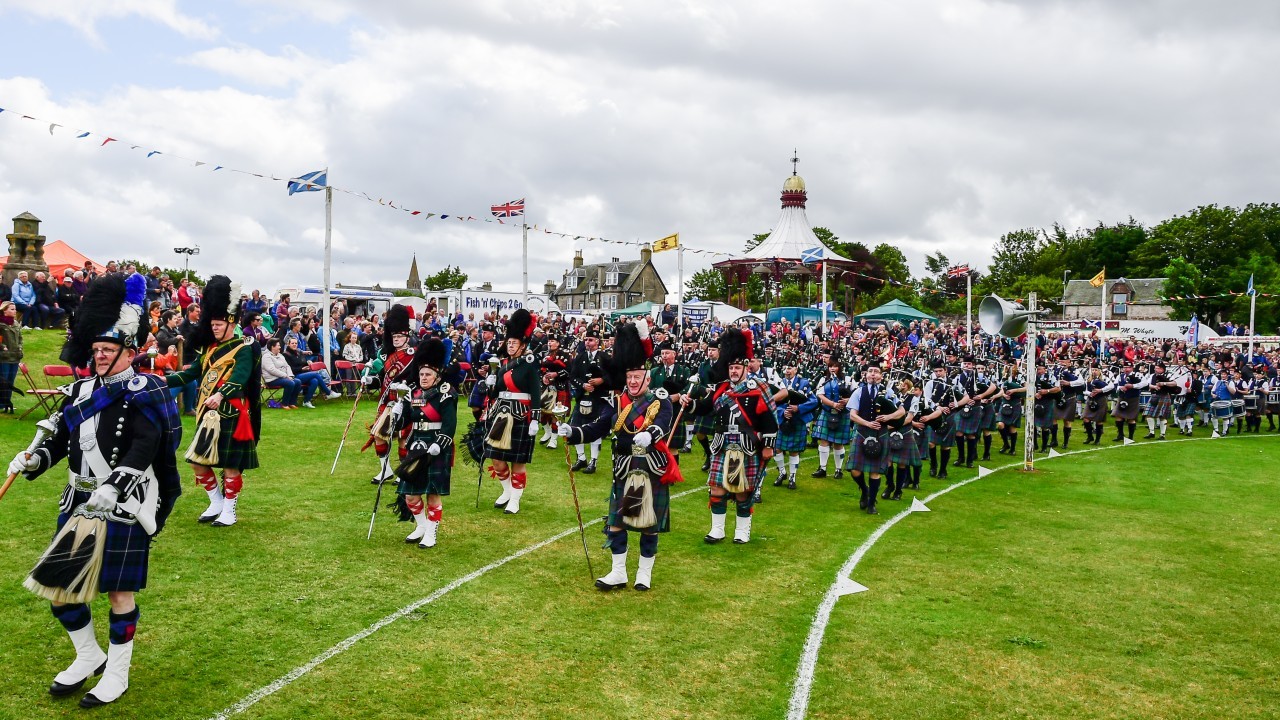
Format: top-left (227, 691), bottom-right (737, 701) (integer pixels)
top-left (609, 322), bottom-right (650, 390)
top-left (711, 327), bottom-right (751, 382)
top-left (418, 337), bottom-right (447, 371)
top-left (382, 304), bottom-right (412, 351)
top-left (65, 272), bottom-right (149, 367)
top-left (193, 275), bottom-right (242, 348)
top-left (505, 309), bottom-right (536, 343)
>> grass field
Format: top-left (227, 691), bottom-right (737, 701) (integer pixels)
top-left (0, 330), bottom-right (1277, 720)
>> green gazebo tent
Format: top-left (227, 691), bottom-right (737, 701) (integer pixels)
top-left (609, 301), bottom-right (657, 318)
top-left (855, 299), bottom-right (937, 325)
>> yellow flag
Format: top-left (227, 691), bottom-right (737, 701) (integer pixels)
top-left (653, 233), bottom-right (679, 253)
top-left (1089, 268), bottom-right (1105, 288)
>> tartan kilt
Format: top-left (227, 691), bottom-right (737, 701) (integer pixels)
top-left (1146, 393), bottom-right (1173, 419)
top-left (693, 413), bottom-right (717, 435)
top-left (886, 428), bottom-right (922, 467)
top-left (979, 402), bottom-right (998, 431)
top-left (707, 452), bottom-right (763, 493)
top-left (776, 419), bottom-right (809, 453)
top-left (1175, 396), bottom-right (1198, 419)
top-left (1055, 398), bottom-right (1080, 422)
top-left (571, 397), bottom-right (605, 430)
top-left (607, 474), bottom-right (671, 533)
top-left (914, 424), bottom-right (930, 456)
top-left (996, 400), bottom-right (1023, 428)
top-left (927, 417), bottom-right (955, 447)
top-left (55, 512), bottom-right (150, 593)
top-left (812, 409), bottom-right (852, 445)
top-left (955, 405), bottom-right (983, 435)
top-left (1113, 396), bottom-right (1142, 421)
top-left (668, 423), bottom-right (688, 450)
top-left (1033, 400), bottom-right (1056, 429)
top-left (212, 410), bottom-right (259, 470)
top-left (1081, 397), bottom-right (1109, 423)
top-left (395, 453), bottom-right (453, 496)
top-left (845, 432), bottom-right (888, 475)
top-left (484, 399), bottom-right (535, 463)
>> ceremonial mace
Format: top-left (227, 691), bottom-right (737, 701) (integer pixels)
top-left (330, 381), bottom-right (364, 475)
top-left (0, 412), bottom-right (62, 503)
top-left (552, 402), bottom-right (594, 580)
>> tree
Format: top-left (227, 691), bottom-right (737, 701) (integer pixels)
top-left (683, 268), bottom-right (727, 302)
top-left (422, 265), bottom-right (469, 291)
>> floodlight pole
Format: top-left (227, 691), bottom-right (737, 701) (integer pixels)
top-left (1022, 292), bottom-right (1038, 472)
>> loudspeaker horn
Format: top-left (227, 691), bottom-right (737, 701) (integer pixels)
top-left (979, 295), bottom-right (1046, 337)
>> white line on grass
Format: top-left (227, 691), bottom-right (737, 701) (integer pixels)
top-left (785, 433), bottom-right (1269, 720)
top-left (208, 483), bottom-right (709, 720)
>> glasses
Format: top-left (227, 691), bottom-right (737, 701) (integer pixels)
top-left (92, 346), bottom-right (122, 357)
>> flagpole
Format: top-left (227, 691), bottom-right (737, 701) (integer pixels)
top-left (821, 258), bottom-right (828, 335)
top-left (322, 170), bottom-right (333, 376)
top-left (522, 218), bottom-right (529, 306)
top-left (677, 242), bottom-right (684, 330)
top-left (965, 271), bottom-right (972, 348)
top-left (1248, 276), bottom-right (1257, 362)
top-left (1100, 276), bottom-right (1107, 361)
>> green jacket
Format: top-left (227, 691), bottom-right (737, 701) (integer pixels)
top-left (0, 322), bottom-right (22, 363)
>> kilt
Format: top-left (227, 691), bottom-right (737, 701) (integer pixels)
top-left (1081, 397), bottom-right (1109, 423)
top-left (812, 409), bottom-right (852, 445)
top-left (927, 417), bottom-right (955, 447)
top-left (996, 400), bottom-right (1023, 428)
top-left (570, 397), bottom-right (604, 427)
top-left (914, 424), bottom-right (930, 456)
top-left (707, 451), bottom-right (763, 493)
top-left (845, 432), bottom-right (888, 475)
top-left (1146, 394), bottom-right (1173, 420)
top-left (693, 412), bottom-right (717, 436)
top-left (1175, 396), bottom-right (1198, 419)
top-left (1033, 400), bottom-right (1056, 429)
top-left (1055, 397), bottom-right (1080, 422)
top-left (607, 474), bottom-right (671, 533)
top-left (776, 419), bottom-right (809, 453)
top-left (886, 428), bottom-right (922, 467)
top-left (210, 413), bottom-right (259, 470)
top-left (979, 401), bottom-right (998, 431)
top-left (1113, 396), bottom-right (1141, 421)
top-left (395, 453), bottom-right (453, 496)
top-left (668, 422), bottom-right (688, 450)
top-left (55, 512), bottom-right (150, 593)
top-left (955, 405), bottom-right (983, 435)
top-left (484, 398), bottom-right (535, 463)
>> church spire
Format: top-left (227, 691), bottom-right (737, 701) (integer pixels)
top-left (406, 253), bottom-right (421, 290)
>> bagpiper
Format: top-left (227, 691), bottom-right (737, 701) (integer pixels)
top-left (387, 337), bottom-right (458, 548)
top-left (810, 355), bottom-right (852, 479)
top-left (364, 305), bottom-right (416, 484)
top-left (845, 360), bottom-right (904, 515)
top-left (12, 272), bottom-right (182, 707)
top-left (166, 275), bottom-right (261, 527)
top-left (559, 320), bottom-right (681, 591)
top-left (568, 327), bottom-right (611, 474)
top-left (484, 309), bottom-right (542, 514)
top-left (537, 335), bottom-right (571, 450)
top-left (683, 328), bottom-right (778, 545)
top-left (770, 353), bottom-right (818, 490)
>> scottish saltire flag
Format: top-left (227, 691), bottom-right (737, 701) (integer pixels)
top-left (491, 198), bottom-right (525, 218)
top-left (811, 301), bottom-right (834, 310)
top-left (1247, 274), bottom-right (1256, 296)
top-left (1188, 314), bottom-right (1200, 344)
top-left (800, 246), bottom-right (824, 264)
top-left (287, 170), bottom-right (327, 195)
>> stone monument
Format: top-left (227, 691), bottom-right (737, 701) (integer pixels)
top-left (4, 211), bottom-right (50, 285)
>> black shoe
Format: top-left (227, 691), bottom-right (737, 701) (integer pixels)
top-left (892, 491), bottom-right (903, 500)
top-left (866, 501), bottom-right (878, 515)
top-left (938, 470), bottom-right (949, 479)
top-left (701, 459), bottom-right (711, 472)
top-left (1144, 433), bottom-right (1155, 439)
top-left (774, 474), bottom-right (786, 487)
top-left (811, 468), bottom-right (827, 479)
top-left (49, 660), bottom-right (107, 697)
top-left (964, 461), bottom-right (975, 468)
top-left (80, 688), bottom-right (126, 709)
top-left (787, 477), bottom-right (796, 490)
top-left (704, 533), bottom-right (723, 544)
top-left (595, 578), bottom-right (627, 591)
top-left (1114, 435), bottom-right (1123, 442)
top-left (1159, 434), bottom-right (1166, 440)
top-left (928, 465), bottom-right (937, 477)
top-left (834, 469), bottom-right (843, 480)
top-left (858, 493), bottom-right (868, 510)
top-left (571, 458), bottom-right (588, 472)
top-left (880, 490), bottom-right (891, 500)
top-left (982, 453), bottom-right (991, 461)
top-left (583, 460), bottom-right (597, 475)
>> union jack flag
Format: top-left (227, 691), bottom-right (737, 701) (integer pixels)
top-left (947, 264), bottom-right (970, 278)
top-left (491, 198), bottom-right (526, 218)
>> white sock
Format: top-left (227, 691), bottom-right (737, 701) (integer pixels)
top-left (790, 455), bottom-right (800, 475)
top-left (818, 445), bottom-right (830, 470)
top-left (1146, 417), bottom-right (1156, 433)
top-left (685, 424), bottom-right (694, 441)
top-left (1159, 420), bottom-right (1167, 435)
top-left (774, 454), bottom-right (786, 473)
top-left (591, 440), bottom-right (601, 460)
top-left (576, 445), bottom-right (586, 461)
top-left (834, 449), bottom-right (845, 470)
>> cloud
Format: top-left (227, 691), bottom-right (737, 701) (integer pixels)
top-left (1, 0), bottom-right (218, 45)
top-left (180, 45), bottom-right (325, 89)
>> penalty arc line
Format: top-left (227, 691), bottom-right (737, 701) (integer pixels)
top-left (784, 432), bottom-right (1270, 720)
top-left (208, 483), bottom-right (710, 720)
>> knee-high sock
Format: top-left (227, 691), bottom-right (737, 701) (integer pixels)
top-left (940, 448), bottom-right (951, 473)
top-left (929, 445), bottom-right (938, 469)
top-left (983, 434), bottom-right (992, 457)
top-left (967, 436), bottom-right (978, 461)
top-left (1128, 423), bottom-right (1136, 439)
top-left (710, 494), bottom-right (728, 515)
top-left (1062, 426), bottom-right (1071, 445)
top-left (912, 465), bottom-right (922, 484)
top-left (774, 453), bottom-right (787, 474)
top-left (590, 439), bottom-right (601, 460)
top-left (575, 443), bottom-right (587, 460)
top-left (818, 444), bottom-right (830, 470)
top-left (833, 447), bottom-right (845, 470)
top-left (108, 606), bottom-right (139, 646)
top-left (1158, 420), bottom-right (1167, 435)
top-left (1146, 417), bottom-right (1156, 433)
top-left (790, 454), bottom-right (800, 475)
top-left (639, 532), bottom-right (658, 558)
top-left (699, 435), bottom-right (711, 459)
top-left (1116, 420), bottom-right (1125, 438)
top-left (52, 602), bottom-right (92, 632)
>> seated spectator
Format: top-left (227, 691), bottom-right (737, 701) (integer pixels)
top-left (244, 289), bottom-right (267, 315)
top-left (32, 271), bottom-right (66, 329)
top-left (262, 338), bottom-right (302, 409)
top-left (155, 310), bottom-right (182, 355)
top-left (12, 271), bottom-right (37, 329)
top-left (282, 335), bottom-right (340, 408)
top-left (242, 312), bottom-right (270, 344)
top-left (56, 276), bottom-right (80, 326)
top-left (147, 301), bottom-right (164, 335)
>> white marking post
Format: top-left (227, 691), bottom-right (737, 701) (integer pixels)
top-left (1123, 437), bottom-right (1135, 445)
top-left (834, 577), bottom-right (868, 597)
top-left (977, 465), bottom-right (994, 478)
top-left (1047, 448), bottom-right (1063, 458)
top-left (908, 497), bottom-right (931, 513)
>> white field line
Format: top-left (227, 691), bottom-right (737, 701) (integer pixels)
top-left (785, 433), bottom-right (1269, 720)
top-left (208, 483), bottom-right (709, 720)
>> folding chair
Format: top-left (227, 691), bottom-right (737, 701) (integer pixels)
top-left (18, 363), bottom-right (64, 420)
top-left (334, 360), bottom-right (362, 397)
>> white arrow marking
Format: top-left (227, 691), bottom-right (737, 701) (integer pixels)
top-left (1047, 448), bottom-right (1063, 458)
top-left (834, 577), bottom-right (868, 597)
top-left (909, 497), bottom-right (931, 513)
top-left (1123, 437), bottom-right (1135, 445)
top-left (977, 465), bottom-right (994, 478)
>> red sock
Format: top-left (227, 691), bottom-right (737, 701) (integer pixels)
top-left (511, 472), bottom-right (527, 490)
top-left (194, 470), bottom-right (217, 492)
top-left (426, 504), bottom-right (442, 522)
top-left (406, 497), bottom-right (424, 515)
top-left (222, 473), bottom-right (243, 500)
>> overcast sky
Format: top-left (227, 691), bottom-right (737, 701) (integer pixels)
top-left (1, 0), bottom-right (1277, 298)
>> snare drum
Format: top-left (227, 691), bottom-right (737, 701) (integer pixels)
top-left (1231, 399), bottom-right (1245, 418)
top-left (1244, 394), bottom-right (1260, 413)
top-left (1211, 400), bottom-right (1234, 419)
top-left (1268, 390), bottom-right (1280, 407)
top-left (1139, 392), bottom-right (1152, 414)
